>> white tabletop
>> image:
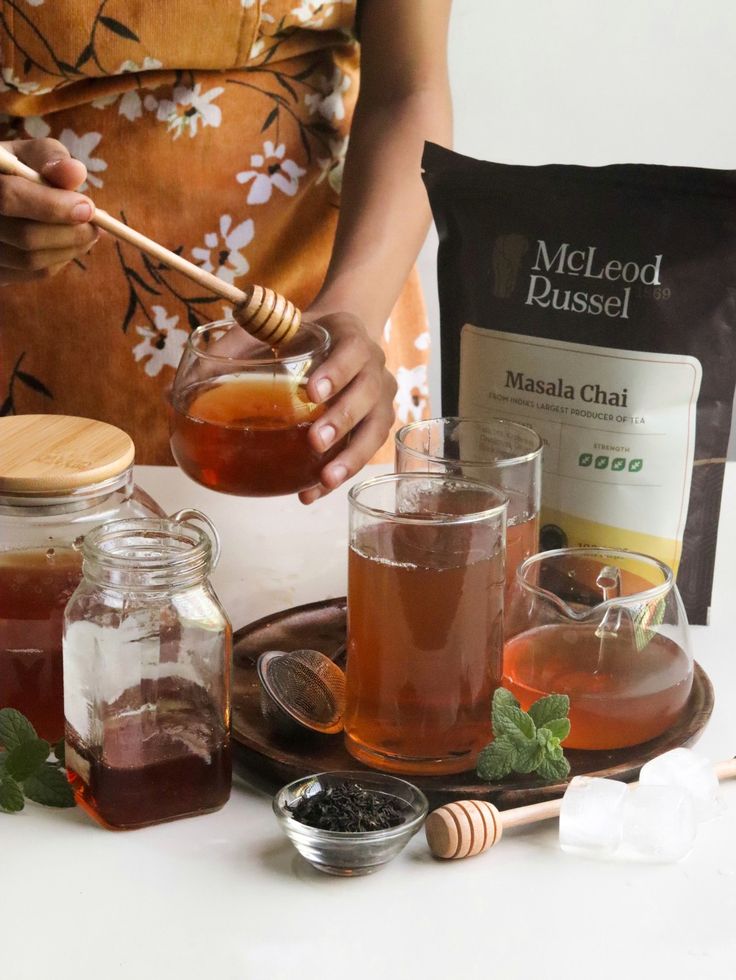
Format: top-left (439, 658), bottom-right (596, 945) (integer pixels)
top-left (4, 464), bottom-right (735, 980)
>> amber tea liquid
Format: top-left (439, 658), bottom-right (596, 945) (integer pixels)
top-left (170, 373), bottom-right (339, 496)
top-left (503, 623), bottom-right (692, 749)
top-left (0, 548), bottom-right (82, 742)
top-left (66, 684), bottom-right (231, 829)
top-left (345, 522), bottom-right (504, 775)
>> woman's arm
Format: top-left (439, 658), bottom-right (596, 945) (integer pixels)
top-left (302, 0), bottom-right (453, 502)
top-left (309, 0), bottom-right (453, 335)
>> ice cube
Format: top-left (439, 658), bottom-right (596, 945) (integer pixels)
top-left (559, 775), bottom-right (628, 856)
top-left (639, 748), bottom-right (723, 821)
top-left (621, 784), bottom-right (697, 862)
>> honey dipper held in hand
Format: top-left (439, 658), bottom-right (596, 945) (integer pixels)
top-left (0, 145), bottom-right (301, 347)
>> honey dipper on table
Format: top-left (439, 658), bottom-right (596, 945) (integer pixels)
top-left (426, 756), bottom-right (736, 860)
top-left (0, 145), bottom-right (302, 347)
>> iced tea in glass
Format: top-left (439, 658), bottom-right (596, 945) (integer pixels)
top-left (345, 473), bottom-right (507, 775)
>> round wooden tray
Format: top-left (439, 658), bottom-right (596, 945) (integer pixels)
top-left (232, 597), bottom-right (714, 809)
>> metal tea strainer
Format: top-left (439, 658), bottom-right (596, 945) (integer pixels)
top-left (256, 649), bottom-right (347, 735)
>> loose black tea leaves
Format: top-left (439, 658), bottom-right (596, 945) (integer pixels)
top-left (287, 781), bottom-right (411, 832)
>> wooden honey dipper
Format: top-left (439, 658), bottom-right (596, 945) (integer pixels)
top-left (0, 145), bottom-right (301, 347)
top-left (426, 757), bottom-right (736, 860)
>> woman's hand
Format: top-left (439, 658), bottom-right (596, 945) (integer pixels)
top-left (0, 138), bottom-right (98, 284)
top-left (300, 311), bottom-right (397, 504)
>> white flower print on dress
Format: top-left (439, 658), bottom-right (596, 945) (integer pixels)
top-left (0, 68), bottom-right (51, 96)
top-left (316, 135), bottom-right (348, 194)
top-left (191, 215), bottom-right (255, 285)
top-left (236, 141), bottom-right (306, 205)
top-left (23, 116), bottom-right (51, 138)
top-left (24, 0), bottom-right (44, 6)
top-left (156, 84), bottom-right (224, 140)
top-left (304, 68), bottom-right (351, 122)
top-left (414, 331), bottom-right (431, 351)
top-left (132, 306), bottom-right (189, 378)
top-left (290, 0), bottom-right (353, 28)
top-left (92, 58), bottom-right (164, 120)
top-left (394, 364), bottom-right (429, 424)
top-left (57, 130), bottom-right (107, 190)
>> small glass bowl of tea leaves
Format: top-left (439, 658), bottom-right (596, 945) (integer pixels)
top-left (273, 771), bottom-right (428, 876)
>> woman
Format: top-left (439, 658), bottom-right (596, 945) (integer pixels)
top-left (0, 0), bottom-right (452, 502)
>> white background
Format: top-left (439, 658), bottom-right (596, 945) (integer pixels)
top-left (418, 0), bottom-right (736, 458)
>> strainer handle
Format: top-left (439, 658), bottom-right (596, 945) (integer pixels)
top-left (169, 508), bottom-right (222, 568)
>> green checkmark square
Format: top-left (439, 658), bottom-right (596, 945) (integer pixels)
top-left (629, 458), bottom-right (643, 472)
top-left (594, 456), bottom-right (609, 469)
top-left (612, 458), bottom-right (626, 471)
top-left (578, 453), bottom-right (593, 467)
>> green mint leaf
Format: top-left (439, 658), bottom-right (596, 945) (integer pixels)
top-left (4, 738), bottom-right (50, 781)
top-left (536, 753), bottom-right (571, 783)
top-left (528, 693), bottom-right (570, 730)
top-left (544, 718), bottom-right (571, 742)
top-left (492, 687), bottom-right (535, 740)
top-left (0, 751), bottom-right (6, 774)
top-left (0, 708), bottom-right (37, 751)
top-left (23, 764), bottom-right (75, 808)
top-left (510, 736), bottom-right (545, 774)
top-left (0, 775), bottom-right (25, 813)
top-left (53, 740), bottom-right (66, 766)
top-left (477, 735), bottom-right (518, 781)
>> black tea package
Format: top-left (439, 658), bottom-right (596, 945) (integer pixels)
top-left (423, 142), bottom-right (736, 624)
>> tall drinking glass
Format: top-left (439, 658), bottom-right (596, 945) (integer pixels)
top-left (395, 417), bottom-right (542, 609)
top-left (346, 473), bottom-right (507, 775)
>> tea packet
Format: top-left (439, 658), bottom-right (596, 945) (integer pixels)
top-left (423, 142), bottom-right (736, 623)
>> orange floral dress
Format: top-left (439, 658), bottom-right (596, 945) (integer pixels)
top-left (0, 0), bottom-right (429, 463)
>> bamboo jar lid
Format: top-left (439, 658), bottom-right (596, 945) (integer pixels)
top-left (0, 415), bottom-right (135, 492)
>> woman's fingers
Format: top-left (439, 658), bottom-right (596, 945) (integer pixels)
top-left (0, 238), bottom-right (97, 271)
top-left (305, 312), bottom-right (372, 405)
top-left (0, 259), bottom-right (75, 283)
top-left (319, 399), bottom-right (395, 489)
top-left (0, 174), bottom-right (94, 224)
top-left (8, 137), bottom-right (89, 190)
top-left (309, 367), bottom-right (383, 452)
top-left (0, 215), bottom-right (98, 250)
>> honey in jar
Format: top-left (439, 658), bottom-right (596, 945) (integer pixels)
top-left (0, 415), bottom-right (163, 741)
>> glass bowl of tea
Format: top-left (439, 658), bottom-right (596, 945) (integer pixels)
top-left (169, 319), bottom-right (341, 496)
top-left (504, 548), bottom-right (693, 750)
top-left (273, 771), bottom-right (428, 876)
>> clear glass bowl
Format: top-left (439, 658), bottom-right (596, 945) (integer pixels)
top-left (273, 771), bottom-right (429, 876)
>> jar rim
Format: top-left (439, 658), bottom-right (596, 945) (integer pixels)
top-left (82, 517), bottom-right (213, 588)
top-left (186, 318), bottom-right (330, 366)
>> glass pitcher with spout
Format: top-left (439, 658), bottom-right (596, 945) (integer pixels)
top-left (504, 548), bottom-right (692, 750)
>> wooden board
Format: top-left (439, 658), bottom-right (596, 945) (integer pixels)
top-left (232, 597), bottom-right (715, 809)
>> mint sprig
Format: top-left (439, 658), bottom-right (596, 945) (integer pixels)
top-left (0, 709), bottom-right (75, 812)
top-left (477, 688), bottom-right (572, 783)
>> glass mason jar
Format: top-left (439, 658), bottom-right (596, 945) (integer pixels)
top-left (169, 319), bottom-right (343, 496)
top-left (63, 509), bottom-right (232, 830)
top-left (504, 547), bottom-right (693, 750)
top-left (0, 415), bottom-right (163, 743)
